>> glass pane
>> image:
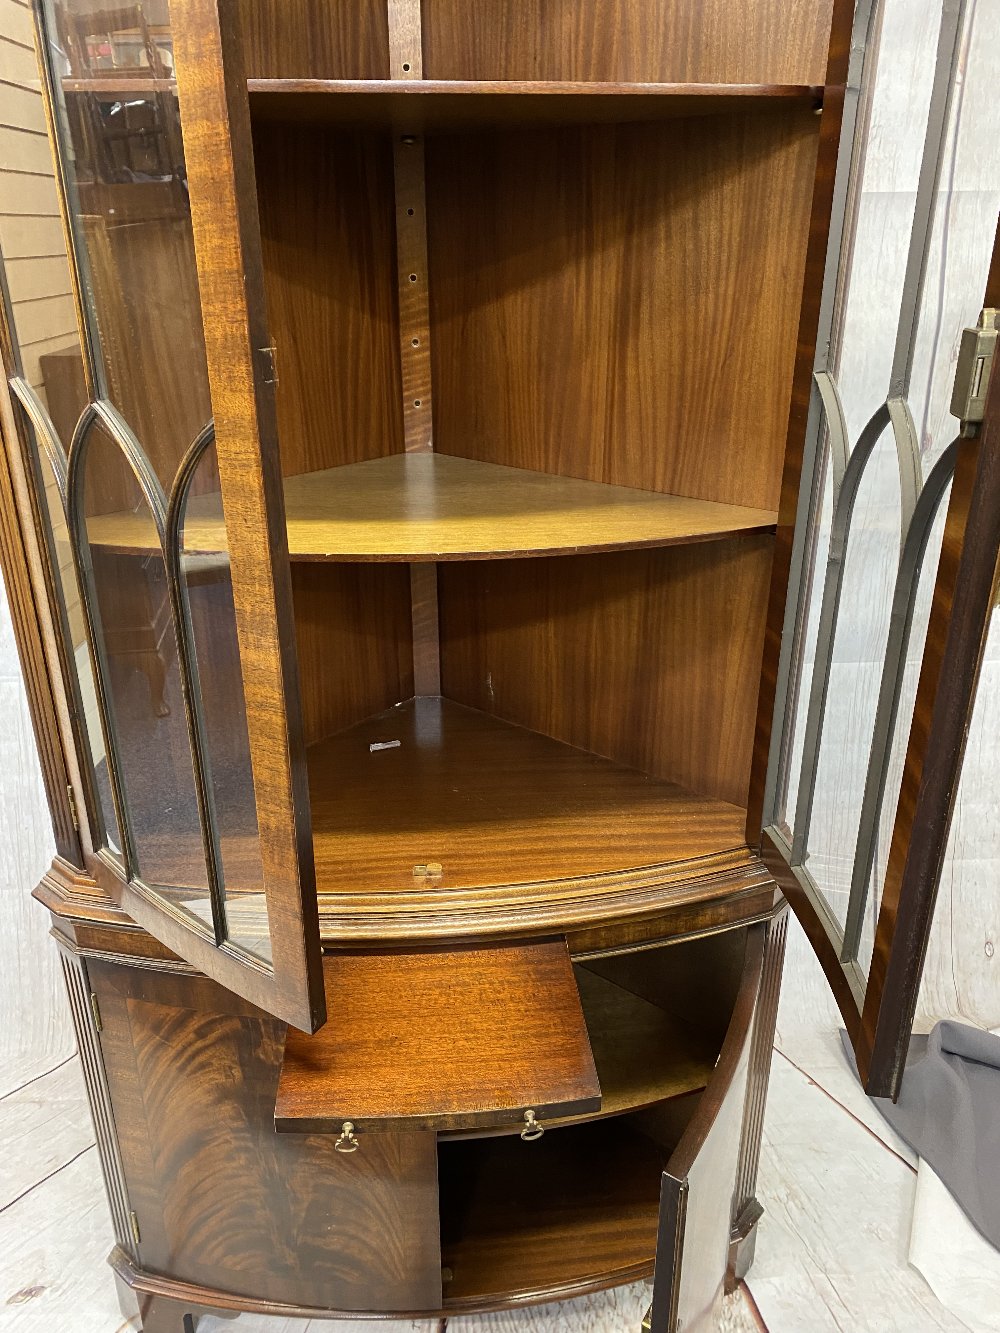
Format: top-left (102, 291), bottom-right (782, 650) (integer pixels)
top-left (80, 418), bottom-right (212, 926)
top-left (17, 405), bottom-right (122, 854)
top-left (771, 0), bottom-right (1000, 973)
top-left (41, 0), bottom-right (212, 492)
top-left (179, 439), bottom-right (270, 962)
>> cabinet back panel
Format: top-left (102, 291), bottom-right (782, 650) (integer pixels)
top-left (427, 112), bottom-right (818, 511)
top-left (292, 563), bottom-right (414, 747)
top-left (439, 540), bottom-right (773, 809)
top-left (421, 0), bottom-right (833, 85)
top-left (239, 0), bottom-right (390, 79)
top-left (254, 124), bottom-right (404, 477)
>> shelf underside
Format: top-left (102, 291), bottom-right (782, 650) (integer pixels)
top-left (86, 454), bottom-right (777, 562)
top-left (308, 697), bottom-right (749, 896)
top-left (248, 79), bottom-right (823, 129)
top-left (62, 77), bottom-right (821, 130)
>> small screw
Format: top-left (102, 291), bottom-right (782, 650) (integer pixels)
top-left (401, 134), bottom-right (417, 145)
top-left (986, 940), bottom-right (995, 959)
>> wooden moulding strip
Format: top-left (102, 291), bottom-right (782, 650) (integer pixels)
top-left (389, 0), bottom-right (440, 694)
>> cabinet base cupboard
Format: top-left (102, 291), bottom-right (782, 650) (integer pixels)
top-left (3, 0), bottom-right (998, 1330)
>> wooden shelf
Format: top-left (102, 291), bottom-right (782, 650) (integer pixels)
top-left (248, 79), bottom-right (823, 129)
top-left (308, 697), bottom-right (748, 897)
top-left (438, 1118), bottom-right (667, 1305)
top-left (86, 454), bottom-right (776, 562)
top-left (443, 964), bottom-right (719, 1139)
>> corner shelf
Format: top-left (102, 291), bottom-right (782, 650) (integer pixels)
top-left (308, 696), bottom-right (748, 895)
top-left (248, 79), bottom-right (823, 130)
top-left (86, 453), bottom-right (776, 562)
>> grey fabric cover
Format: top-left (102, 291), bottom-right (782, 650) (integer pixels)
top-left (842, 1021), bottom-right (1000, 1248)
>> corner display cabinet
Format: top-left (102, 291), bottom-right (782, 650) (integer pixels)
top-left (1, 0), bottom-right (999, 1329)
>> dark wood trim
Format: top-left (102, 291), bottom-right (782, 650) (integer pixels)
top-left (726, 908), bottom-right (788, 1289)
top-left (762, 829), bottom-right (863, 1045)
top-left (860, 350), bottom-right (1000, 1095)
top-left (0, 354), bottom-right (84, 865)
top-left (59, 948), bottom-right (137, 1258)
top-left (746, 0), bottom-right (855, 843)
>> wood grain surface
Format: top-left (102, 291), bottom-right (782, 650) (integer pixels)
top-left (91, 960), bottom-right (443, 1313)
top-left (419, 0), bottom-right (834, 84)
top-left (438, 1119), bottom-right (667, 1308)
top-left (84, 454), bottom-right (777, 560)
top-left (427, 112), bottom-right (818, 512)
top-left (307, 696), bottom-right (748, 898)
top-left (254, 123), bottom-right (403, 476)
top-left (276, 941), bottom-right (601, 1133)
top-left (248, 80), bottom-right (823, 130)
top-left (238, 0), bottom-right (390, 80)
top-left (439, 540), bottom-right (774, 808)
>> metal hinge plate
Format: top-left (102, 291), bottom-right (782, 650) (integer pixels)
top-left (67, 784), bottom-right (79, 831)
top-left (130, 1210), bottom-right (141, 1248)
top-left (90, 992), bottom-right (102, 1032)
top-left (951, 308), bottom-right (997, 430)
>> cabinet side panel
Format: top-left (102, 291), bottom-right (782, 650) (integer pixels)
top-left (427, 113), bottom-right (818, 512)
top-left (90, 962), bottom-right (442, 1312)
top-left (239, 0), bottom-right (390, 80)
top-left (421, 0), bottom-right (834, 84)
top-left (439, 541), bottom-right (773, 809)
top-left (254, 125), bottom-right (404, 477)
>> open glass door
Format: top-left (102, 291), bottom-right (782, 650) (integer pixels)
top-left (758, 0), bottom-right (1000, 1097)
top-left (19, 0), bottom-right (325, 1030)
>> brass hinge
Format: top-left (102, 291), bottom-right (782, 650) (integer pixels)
top-left (89, 992), bottom-right (102, 1032)
top-left (951, 308), bottom-right (997, 433)
top-left (129, 1210), bottom-right (142, 1248)
top-left (67, 784), bottom-right (79, 831)
top-left (641, 1307), bottom-right (653, 1332)
top-left (258, 342), bottom-right (278, 386)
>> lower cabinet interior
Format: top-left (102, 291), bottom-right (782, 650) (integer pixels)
top-left (434, 929), bottom-right (749, 1306)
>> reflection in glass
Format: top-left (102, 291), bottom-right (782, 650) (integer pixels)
top-left (15, 401), bottom-right (122, 855)
top-left (174, 436), bottom-right (271, 963)
top-left (76, 417), bottom-right (212, 927)
top-left (41, 0), bottom-right (212, 492)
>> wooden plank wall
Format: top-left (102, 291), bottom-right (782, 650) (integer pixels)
top-left (0, 0), bottom-right (86, 653)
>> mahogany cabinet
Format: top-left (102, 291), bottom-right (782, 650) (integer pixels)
top-left (1, 1), bottom-right (998, 1330)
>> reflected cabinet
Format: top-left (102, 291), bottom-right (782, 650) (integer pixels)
top-left (1, 0), bottom-right (998, 1330)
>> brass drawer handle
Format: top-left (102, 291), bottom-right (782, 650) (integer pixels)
top-left (520, 1109), bottom-right (544, 1142)
top-left (335, 1121), bottom-right (360, 1153)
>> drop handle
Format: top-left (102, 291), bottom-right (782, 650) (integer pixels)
top-left (520, 1109), bottom-right (545, 1142)
top-left (335, 1121), bottom-right (360, 1153)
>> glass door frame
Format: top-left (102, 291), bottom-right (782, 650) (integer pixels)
top-left (753, 0), bottom-right (1000, 1097)
top-left (28, 0), bottom-right (326, 1031)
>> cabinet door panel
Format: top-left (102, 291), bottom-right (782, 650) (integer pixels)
top-left (756, 0), bottom-right (1000, 1096)
top-left (26, 0), bottom-right (324, 1028)
top-left (647, 926), bottom-right (765, 1332)
top-left (91, 960), bottom-right (443, 1312)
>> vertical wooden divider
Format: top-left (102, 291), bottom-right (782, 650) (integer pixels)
top-left (389, 0), bottom-right (441, 695)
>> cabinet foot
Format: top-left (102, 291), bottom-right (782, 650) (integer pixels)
top-left (727, 1197), bottom-right (764, 1291)
top-left (139, 1296), bottom-right (198, 1332)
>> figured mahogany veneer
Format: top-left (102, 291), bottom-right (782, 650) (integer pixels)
top-left (275, 941), bottom-right (601, 1133)
top-left (84, 454), bottom-right (777, 561)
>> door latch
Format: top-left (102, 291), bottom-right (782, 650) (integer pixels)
top-left (950, 308), bottom-right (996, 433)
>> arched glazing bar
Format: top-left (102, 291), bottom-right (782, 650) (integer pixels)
top-left (163, 422), bottom-right (229, 946)
top-left (841, 437), bottom-right (962, 960)
top-left (65, 400), bottom-right (166, 881)
top-left (768, 0), bottom-right (970, 976)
